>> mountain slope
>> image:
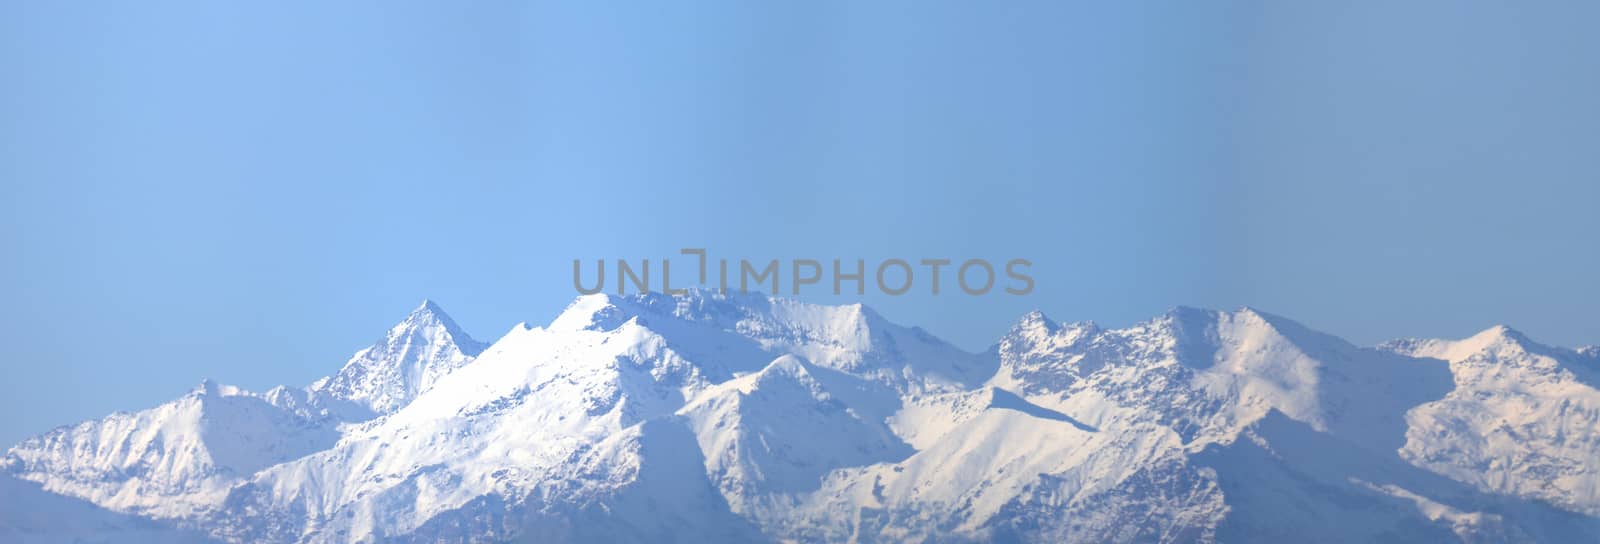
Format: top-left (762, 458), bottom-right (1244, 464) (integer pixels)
top-left (0, 474), bottom-right (218, 544)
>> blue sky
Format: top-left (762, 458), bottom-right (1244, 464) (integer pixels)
top-left (2, 1), bottom-right (1597, 446)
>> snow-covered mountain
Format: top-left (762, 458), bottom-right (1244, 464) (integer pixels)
top-left (1, 381), bottom-right (341, 521)
top-left (4, 292), bottom-right (1598, 542)
top-left (1381, 327), bottom-right (1600, 517)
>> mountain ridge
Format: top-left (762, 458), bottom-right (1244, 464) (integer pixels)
top-left (5, 292), bottom-right (1598, 543)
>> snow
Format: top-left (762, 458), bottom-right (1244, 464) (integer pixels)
top-left (4, 291), bottom-right (1599, 542)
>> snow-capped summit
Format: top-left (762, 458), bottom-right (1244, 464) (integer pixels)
top-left (1380, 325), bottom-right (1600, 516)
top-left (1382, 324), bottom-right (1534, 363)
top-left (548, 289), bottom-right (995, 393)
top-left (310, 299), bottom-right (488, 415)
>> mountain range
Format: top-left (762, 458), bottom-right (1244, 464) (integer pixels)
top-left (4, 291), bottom-right (1598, 543)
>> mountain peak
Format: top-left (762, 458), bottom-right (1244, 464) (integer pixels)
top-left (412, 298), bottom-right (444, 316)
top-left (1483, 324), bottom-right (1528, 341)
top-left (757, 354), bottom-right (812, 380)
top-left (1380, 324), bottom-right (1545, 364)
top-left (188, 379), bottom-right (247, 398)
top-left (402, 298), bottom-right (470, 335)
top-left (192, 378), bottom-right (219, 397)
top-left (308, 299), bottom-right (488, 415)
top-left (1006, 309), bottom-right (1100, 339)
top-left (1014, 309), bottom-right (1057, 330)
top-left (1454, 324), bottom-right (1535, 356)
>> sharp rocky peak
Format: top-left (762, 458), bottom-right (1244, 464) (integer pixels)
top-left (309, 298), bottom-right (488, 415)
top-left (397, 299), bottom-right (478, 346)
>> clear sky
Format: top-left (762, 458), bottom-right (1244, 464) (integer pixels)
top-left (2, 1), bottom-right (1597, 446)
